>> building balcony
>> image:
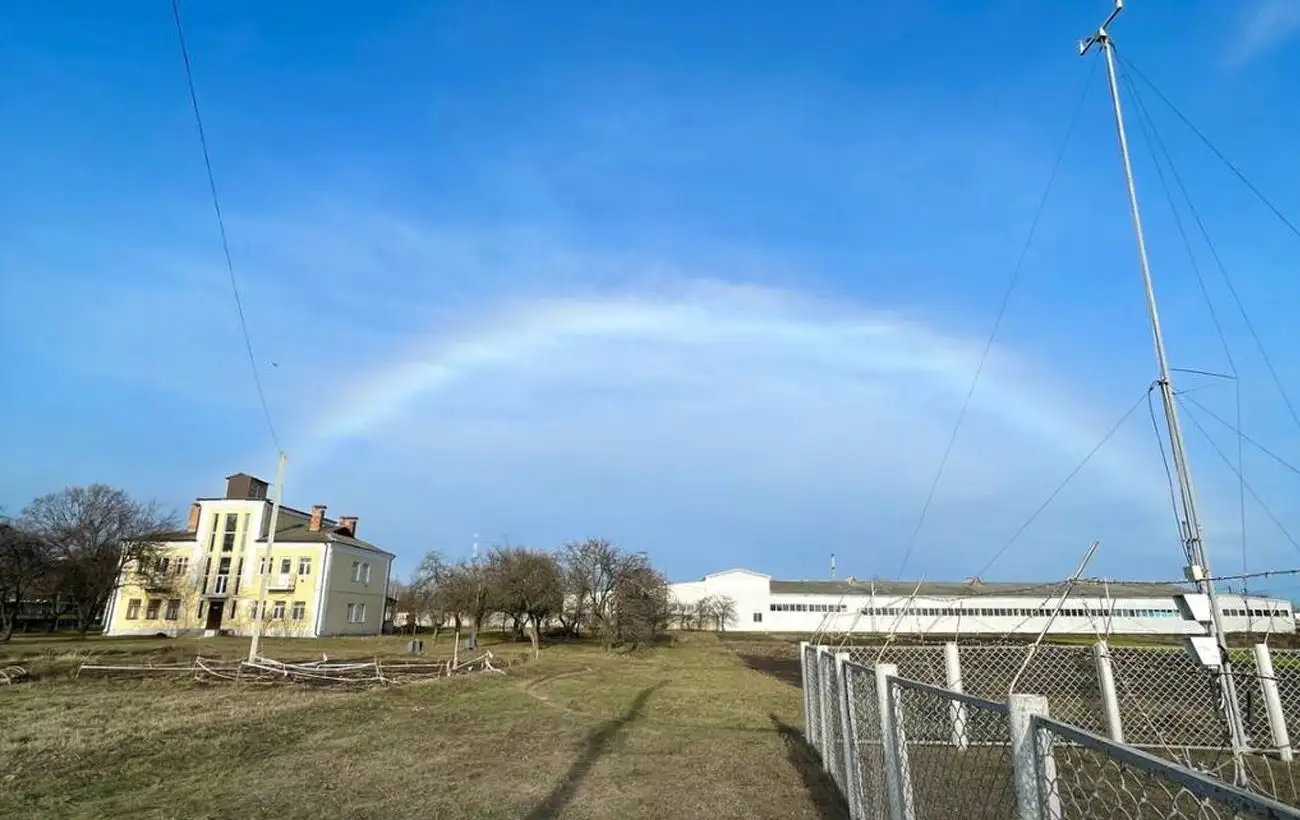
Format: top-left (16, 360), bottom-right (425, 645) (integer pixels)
top-left (267, 574), bottom-right (296, 592)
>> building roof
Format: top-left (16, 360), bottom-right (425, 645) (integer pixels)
top-left (143, 503), bottom-right (393, 558)
top-left (767, 578), bottom-right (1192, 598)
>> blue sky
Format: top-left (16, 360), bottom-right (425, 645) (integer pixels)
top-left (3, 1), bottom-right (1300, 594)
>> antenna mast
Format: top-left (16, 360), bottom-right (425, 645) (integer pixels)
top-left (1079, 0), bottom-right (1248, 782)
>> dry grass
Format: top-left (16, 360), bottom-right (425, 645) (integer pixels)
top-left (0, 632), bottom-right (534, 681)
top-left (0, 634), bottom-right (844, 819)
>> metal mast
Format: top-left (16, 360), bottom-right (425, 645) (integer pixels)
top-left (1079, 0), bottom-right (1249, 781)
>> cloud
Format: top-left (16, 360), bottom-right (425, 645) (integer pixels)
top-left (1223, 0), bottom-right (1300, 66)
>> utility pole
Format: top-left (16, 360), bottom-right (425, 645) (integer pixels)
top-left (1080, 0), bottom-right (1249, 784)
top-left (248, 450), bottom-right (287, 663)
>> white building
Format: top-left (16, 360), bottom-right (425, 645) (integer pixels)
top-left (104, 473), bottom-right (395, 639)
top-left (669, 568), bottom-right (1295, 636)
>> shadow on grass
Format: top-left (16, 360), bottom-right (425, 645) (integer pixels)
top-left (769, 713), bottom-right (850, 820)
top-left (738, 653), bottom-right (802, 687)
top-left (523, 681), bottom-right (665, 820)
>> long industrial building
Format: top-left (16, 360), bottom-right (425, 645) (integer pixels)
top-left (669, 568), bottom-right (1296, 636)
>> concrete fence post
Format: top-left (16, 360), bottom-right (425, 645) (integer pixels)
top-left (1255, 643), bottom-right (1293, 762)
top-left (819, 650), bottom-right (836, 769)
top-left (842, 661), bottom-right (866, 820)
top-left (1009, 694), bottom-right (1061, 820)
top-left (799, 641), bottom-right (812, 743)
top-left (1093, 639), bottom-right (1125, 743)
top-left (836, 652), bottom-right (861, 818)
top-left (944, 641), bottom-right (969, 750)
top-left (877, 663), bottom-right (914, 820)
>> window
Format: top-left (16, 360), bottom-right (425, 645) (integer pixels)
top-left (351, 561), bottom-right (361, 582)
top-left (298, 557), bottom-right (311, 576)
top-left (357, 603), bottom-right (367, 622)
top-left (291, 601), bottom-right (306, 621)
top-left (157, 556), bottom-right (171, 574)
top-left (272, 600), bottom-right (286, 620)
top-left (165, 599), bottom-right (180, 620)
top-left (234, 558), bottom-right (244, 594)
top-left (222, 514), bottom-right (238, 551)
top-left (279, 558), bottom-right (292, 575)
top-left (346, 603), bottom-right (355, 623)
top-left (259, 556), bottom-right (268, 575)
top-left (174, 557), bottom-right (189, 576)
top-left (753, 612), bottom-right (763, 623)
top-left (207, 512), bottom-right (219, 551)
top-left (347, 602), bottom-right (367, 623)
top-left (126, 599), bottom-right (141, 620)
top-left (248, 600), bottom-right (262, 621)
top-left (239, 513), bottom-right (250, 551)
top-left (228, 601), bottom-right (237, 618)
top-left (145, 600), bottom-right (161, 620)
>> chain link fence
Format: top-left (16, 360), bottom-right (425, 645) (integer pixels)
top-left (888, 674), bottom-right (1018, 819)
top-left (805, 642), bottom-right (1300, 819)
top-left (1035, 715), bottom-right (1300, 820)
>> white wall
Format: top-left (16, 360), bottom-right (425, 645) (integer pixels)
top-left (667, 571), bottom-right (1296, 636)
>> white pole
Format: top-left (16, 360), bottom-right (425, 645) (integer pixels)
top-left (247, 450), bottom-right (287, 663)
top-left (1009, 693), bottom-right (1059, 820)
top-left (1255, 643), bottom-right (1292, 762)
top-left (1082, 3), bottom-right (1249, 780)
top-left (835, 652), bottom-right (858, 809)
top-left (1093, 639), bottom-right (1125, 742)
top-left (800, 641), bottom-right (812, 741)
top-left (876, 663), bottom-right (912, 820)
top-left (944, 641), bottom-right (969, 750)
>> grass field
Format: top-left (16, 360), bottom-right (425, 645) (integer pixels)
top-left (0, 633), bottom-right (846, 820)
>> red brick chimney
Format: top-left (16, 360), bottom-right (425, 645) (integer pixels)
top-left (308, 504), bottom-right (326, 532)
top-left (187, 502), bottom-right (202, 532)
top-left (339, 516), bottom-right (358, 536)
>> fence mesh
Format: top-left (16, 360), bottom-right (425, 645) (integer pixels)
top-left (843, 661), bottom-right (888, 820)
top-left (960, 644), bottom-right (1105, 734)
top-left (889, 676), bottom-right (1018, 820)
top-left (819, 651), bottom-right (848, 794)
top-left (1035, 717), bottom-right (1300, 820)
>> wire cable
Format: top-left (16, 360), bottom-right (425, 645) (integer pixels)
top-left (973, 386), bottom-right (1151, 579)
top-left (171, 0), bottom-right (282, 451)
top-left (1146, 385), bottom-right (1185, 547)
top-left (1180, 393), bottom-right (1300, 479)
top-left (1118, 49), bottom-right (1300, 445)
top-left (895, 58), bottom-right (1100, 578)
top-left (1117, 51), bottom-right (1300, 244)
top-left (1120, 69), bottom-right (1250, 584)
top-left (1179, 397), bottom-right (1300, 557)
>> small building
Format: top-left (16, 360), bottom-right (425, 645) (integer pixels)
top-left (669, 568), bottom-right (1296, 636)
top-left (103, 473), bottom-right (395, 638)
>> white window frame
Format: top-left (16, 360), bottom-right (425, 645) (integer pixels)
top-left (346, 603), bottom-right (356, 623)
top-left (271, 600), bottom-right (286, 620)
top-left (291, 601), bottom-right (306, 621)
top-left (298, 557), bottom-right (311, 576)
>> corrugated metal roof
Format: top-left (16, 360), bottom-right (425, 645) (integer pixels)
top-left (768, 579), bottom-right (1191, 598)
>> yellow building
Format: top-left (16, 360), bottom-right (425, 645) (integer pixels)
top-left (104, 473), bottom-right (395, 638)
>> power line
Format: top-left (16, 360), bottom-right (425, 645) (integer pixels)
top-left (171, 0), bottom-right (281, 451)
top-left (1179, 397), bottom-right (1300, 557)
top-left (973, 387), bottom-right (1150, 579)
top-left (895, 58), bottom-right (1099, 578)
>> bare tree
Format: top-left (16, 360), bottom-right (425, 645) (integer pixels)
top-left (439, 561), bottom-right (492, 643)
top-left (564, 538), bottom-right (624, 643)
top-left (611, 561), bottom-right (671, 651)
top-left (487, 547), bottom-right (564, 659)
top-left (713, 595), bottom-right (738, 632)
top-left (0, 521), bottom-right (52, 641)
top-left (401, 550), bottom-right (449, 640)
top-left (20, 485), bottom-right (176, 635)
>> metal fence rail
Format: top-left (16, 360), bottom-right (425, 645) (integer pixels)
top-left (1034, 715), bottom-right (1300, 820)
top-left (888, 675), bottom-right (1018, 820)
top-left (801, 642), bottom-right (1300, 820)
